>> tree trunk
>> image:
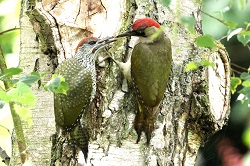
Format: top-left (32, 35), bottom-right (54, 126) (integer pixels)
top-left (12, 0), bottom-right (230, 165)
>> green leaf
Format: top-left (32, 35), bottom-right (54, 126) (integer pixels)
top-left (186, 62), bottom-right (198, 71)
top-left (243, 128), bottom-right (250, 147)
top-left (244, 21), bottom-right (250, 25)
top-left (230, 77), bottom-right (241, 94)
top-left (56, 81), bottom-right (69, 94)
top-left (239, 86), bottom-right (250, 98)
top-left (40, 72), bottom-right (48, 77)
top-left (31, 71), bottom-right (47, 78)
top-left (222, 21), bottom-right (238, 29)
top-left (3, 67), bottom-right (22, 77)
top-left (237, 33), bottom-right (250, 46)
top-left (30, 71), bottom-right (40, 77)
top-left (7, 82), bottom-right (35, 106)
top-left (240, 31), bottom-right (250, 36)
top-left (0, 90), bottom-right (10, 102)
top-left (44, 75), bottom-right (69, 94)
top-left (9, 78), bottom-right (19, 85)
top-left (14, 104), bottom-right (33, 127)
top-left (19, 74), bottom-right (41, 86)
top-left (228, 0), bottom-right (235, 8)
top-left (242, 80), bottom-right (250, 87)
top-left (161, 0), bottom-right (171, 6)
top-left (195, 35), bottom-right (216, 49)
top-left (237, 0), bottom-right (246, 10)
top-left (240, 72), bottom-right (250, 80)
top-left (44, 76), bottom-right (60, 92)
top-left (180, 16), bottom-right (196, 34)
top-left (200, 60), bottom-right (214, 68)
top-left (17, 92), bottom-right (35, 106)
top-left (16, 82), bottom-right (35, 106)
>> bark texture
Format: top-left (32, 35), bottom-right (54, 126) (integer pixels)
top-left (12, 0), bottom-right (230, 165)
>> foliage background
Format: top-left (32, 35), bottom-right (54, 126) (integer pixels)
top-left (200, 0), bottom-right (250, 165)
top-left (0, 0), bottom-right (20, 166)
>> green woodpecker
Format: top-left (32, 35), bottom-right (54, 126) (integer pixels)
top-left (116, 18), bottom-right (172, 144)
top-left (54, 36), bottom-right (116, 161)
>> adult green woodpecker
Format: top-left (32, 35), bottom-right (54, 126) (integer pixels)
top-left (116, 18), bottom-right (172, 144)
top-left (54, 36), bottom-right (116, 161)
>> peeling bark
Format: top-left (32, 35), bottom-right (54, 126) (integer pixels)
top-left (12, 0), bottom-right (230, 165)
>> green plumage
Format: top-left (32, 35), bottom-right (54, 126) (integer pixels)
top-left (132, 36), bottom-right (172, 106)
top-left (132, 34), bottom-right (172, 144)
top-left (53, 37), bottom-right (116, 162)
top-left (54, 58), bottom-right (93, 128)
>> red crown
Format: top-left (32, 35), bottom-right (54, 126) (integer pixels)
top-left (132, 18), bottom-right (160, 30)
top-left (75, 36), bottom-right (98, 53)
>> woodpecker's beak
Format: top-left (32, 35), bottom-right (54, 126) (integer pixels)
top-left (91, 37), bottom-right (117, 53)
top-left (96, 37), bottom-right (116, 44)
top-left (116, 28), bottom-right (146, 38)
top-left (116, 30), bottom-right (138, 37)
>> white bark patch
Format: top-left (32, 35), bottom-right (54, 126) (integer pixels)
top-left (89, 142), bottom-right (144, 166)
top-left (108, 90), bottom-right (125, 111)
top-left (208, 51), bottom-right (230, 122)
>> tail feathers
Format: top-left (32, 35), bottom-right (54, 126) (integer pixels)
top-left (134, 113), bottom-right (144, 143)
top-left (70, 121), bottom-right (90, 163)
top-left (144, 118), bottom-right (154, 145)
top-left (134, 102), bottom-right (158, 145)
top-left (80, 146), bottom-right (89, 163)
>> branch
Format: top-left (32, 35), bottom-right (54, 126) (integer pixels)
top-left (0, 124), bottom-right (11, 134)
top-left (231, 63), bottom-right (248, 72)
top-left (200, 10), bottom-right (225, 25)
top-left (0, 46), bottom-right (27, 164)
top-left (0, 28), bottom-right (20, 36)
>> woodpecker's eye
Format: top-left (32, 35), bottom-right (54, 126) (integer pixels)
top-left (135, 30), bottom-right (146, 37)
top-left (134, 27), bottom-right (146, 37)
top-left (88, 40), bottom-right (97, 45)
